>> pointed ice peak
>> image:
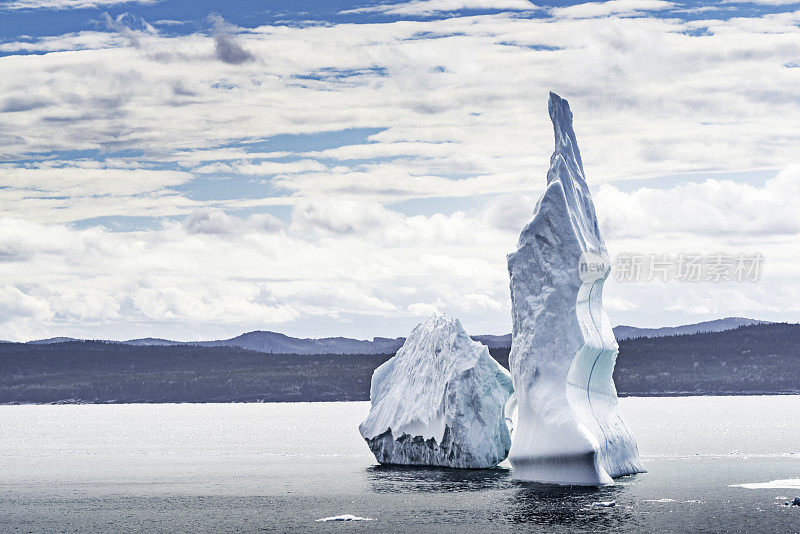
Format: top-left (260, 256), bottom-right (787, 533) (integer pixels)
top-left (534, 92), bottom-right (601, 253)
top-left (422, 311), bottom-right (451, 324)
top-left (547, 91), bottom-right (585, 181)
top-left (410, 312), bottom-right (455, 335)
top-left (404, 312), bottom-right (471, 356)
top-left (548, 91), bottom-right (573, 137)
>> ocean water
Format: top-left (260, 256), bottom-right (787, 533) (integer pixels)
top-left (1, 397), bottom-right (799, 533)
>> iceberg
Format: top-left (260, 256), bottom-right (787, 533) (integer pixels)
top-left (315, 515), bottom-right (373, 522)
top-left (359, 313), bottom-right (514, 468)
top-left (506, 92), bottom-right (644, 485)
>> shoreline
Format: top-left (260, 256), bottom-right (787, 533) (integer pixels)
top-left (2, 391), bottom-right (799, 406)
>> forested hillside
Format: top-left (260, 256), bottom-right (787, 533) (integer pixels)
top-left (0, 343), bottom-right (391, 403)
top-left (0, 323), bottom-right (797, 403)
top-left (614, 322), bottom-right (800, 395)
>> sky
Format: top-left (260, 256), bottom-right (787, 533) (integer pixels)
top-left (1, 0), bottom-right (799, 342)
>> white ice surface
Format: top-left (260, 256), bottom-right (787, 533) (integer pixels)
top-left (315, 515), bottom-right (373, 522)
top-left (359, 313), bottom-right (514, 468)
top-left (506, 92), bottom-right (644, 485)
top-left (730, 479), bottom-right (800, 489)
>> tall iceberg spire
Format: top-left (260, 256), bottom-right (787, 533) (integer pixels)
top-left (506, 92), bottom-right (644, 485)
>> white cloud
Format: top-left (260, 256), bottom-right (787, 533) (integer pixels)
top-left (0, 163), bottom-right (190, 197)
top-left (482, 193), bottom-right (538, 232)
top-left (1, 0), bottom-right (159, 10)
top-left (291, 199), bottom-right (393, 235)
top-left (234, 159), bottom-right (328, 175)
top-left (193, 162), bottom-right (236, 174)
top-left (1, 162), bottom-right (799, 341)
top-left (343, 0), bottom-right (538, 16)
top-left (170, 149), bottom-right (293, 167)
top-left (0, 287), bottom-right (51, 324)
top-left (595, 166), bottom-right (800, 239)
top-left (722, 0), bottom-right (800, 5)
top-left (2, 6), bottom-right (800, 338)
top-left (153, 19), bottom-right (187, 26)
top-left (0, 30), bottom-right (121, 53)
top-left (0, 163), bottom-right (197, 222)
top-left (182, 208), bottom-right (284, 235)
top-left (407, 302), bottom-right (439, 315)
top-left (3, 10), bottom-right (800, 189)
top-left (604, 295), bottom-right (638, 311)
top-left (550, 0), bottom-right (677, 19)
top-left (550, 0), bottom-right (678, 19)
top-left (0, 198), bottom-right (513, 341)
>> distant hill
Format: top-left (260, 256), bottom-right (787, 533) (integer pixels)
top-left (23, 317), bottom-right (769, 354)
top-left (27, 331), bottom-right (406, 355)
top-left (27, 337), bottom-right (82, 344)
top-left (191, 331), bottom-right (405, 355)
top-left (612, 317), bottom-right (771, 340)
top-left (1, 323), bottom-right (797, 403)
top-left (123, 338), bottom-right (177, 346)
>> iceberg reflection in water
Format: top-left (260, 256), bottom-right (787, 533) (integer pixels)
top-left (365, 464), bottom-right (633, 530)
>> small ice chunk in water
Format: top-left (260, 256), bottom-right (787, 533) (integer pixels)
top-left (316, 515), bottom-right (373, 522)
top-left (592, 501), bottom-right (616, 507)
top-left (730, 479), bottom-right (800, 489)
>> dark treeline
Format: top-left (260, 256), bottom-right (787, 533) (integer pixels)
top-left (0, 323), bottom-right (797, 403)
top-left (0, 343), bottom-right (392, 403)
top-left (613, 322), bottom-right (800, 395)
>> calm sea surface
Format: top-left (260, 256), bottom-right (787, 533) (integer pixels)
top-left (1, 397), bottom-right (799, 533)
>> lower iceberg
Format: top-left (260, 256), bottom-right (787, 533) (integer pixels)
top-left (359, 314), bottom-right (514, 468)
